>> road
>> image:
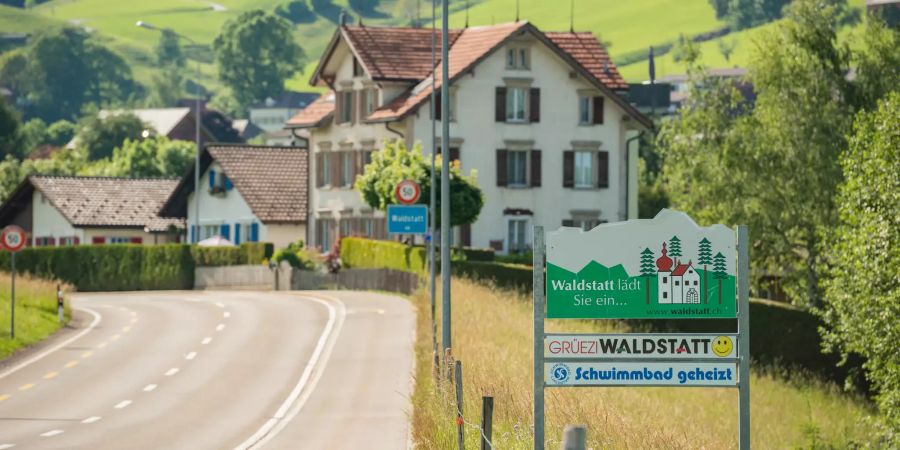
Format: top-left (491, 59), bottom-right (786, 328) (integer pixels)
top-left (0, 290), bottom-right (415, 449)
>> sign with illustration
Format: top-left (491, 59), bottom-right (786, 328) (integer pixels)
top-left (545, 361), bottom-right (739, 387)
top-left (546, 209), bottom-right (737, 319)
top-left (545, 333), bottom-right (738, 360)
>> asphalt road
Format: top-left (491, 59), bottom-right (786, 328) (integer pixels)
top-left (0, 290), bottom-right (415, 450)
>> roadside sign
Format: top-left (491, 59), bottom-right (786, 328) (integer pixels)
top-left (545, 361), bottom-right (739, 387)
top-left (387, 204), bottom-right (428, 234)
top-left (546, 209), bottom-right (737, 319)
top-left (0, 225), bottom-right (26, 252)
top-left (545, 334), bottom-right (738, 360)
top-left (395, 180), bottom-right (421, 205)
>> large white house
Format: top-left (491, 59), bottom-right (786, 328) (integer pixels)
top-left (286, 21), bottom-right (649, 253)
top-left (158, 144), bottom-right (309, 249)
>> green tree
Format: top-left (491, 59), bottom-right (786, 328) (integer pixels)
top-left (45, 120), bottom-right (76, 147)
top-left (0, 98), bottom-right (21, 159)
top-left (355, 140), bottom-right (484, 227)
top-left (851, 16), bottom-right (900, 111)
top-left (668, 235), bottom-right (682, 261)
top-left (18, 118), bottom-right (48, 157)
top-left (698, 237), bottom-right (712, 304)
top-left (103, 136), bottom-right (194, 178)
top-left (156, 29), bottom-right (185, 67)
top-left (821, 92), bottom-right (899, 443)
top-left (76, 112), bottom-right (146, 160)
top-left (640, 247), bottom-right (655, 304)
top-left (712, 252), bottom-right (727, 304)
top-left (146, 67), bottom-right (185, 108)
top-left (213, 10), bottom-right (304, 109)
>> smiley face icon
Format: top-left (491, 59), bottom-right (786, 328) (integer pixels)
top-left (711, 336), bottom-right (733, 357)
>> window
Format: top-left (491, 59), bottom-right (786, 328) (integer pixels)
top-left (341, 152), bottom-right (354, 187)
top-left (506, 47), bottom-right (529, 69)
top-left (432, 89), bottom-right (457, 122)
top-left (663, 276), bottom-right (668, 283)
top-left (338, 91), bottom-right (353, 124)
top-left (202, 225), bottom-right (219, 240)
top-left (362, 149), bottom-right (373, 167)
top-left (506, 87), bottom-right (526, 122)
top-left (339, 218), bottom-right (352, 237)
top-left (320, 152), bottom-right (331, 186)
top-left (353, 58), bottom-right (364, 77)
top-left (507, 150), bottom-right (528, 186)
top-left (109, 237), bottom-right (130, 244)
top-left (316, 218), bottom-right (335, 252)
top-left (663, 292), bottom-right (668, 299)
top-left (507, 219), bottom-right (527, 254)
top-left (574, 151), bottom-right (593, 188)
top-left (578, 96), bottom-right (592, 124)
top-left (363, 89), bottom-right (377, 117)
top-left (570, 218), bottom-right (601, 231)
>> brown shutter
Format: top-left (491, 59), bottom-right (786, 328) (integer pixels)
top-left (530, 149), bottom-right (541, 187)
top-left (334, 93), bottom-right (343, 124)
top-left (316, 153), bottom-right (324, 187)
top-left (349, 92), bottom-right (356, 125)
top-left (331, 152), bottom-right (341, 187)
top-left (460, 223), bottom-right (471, 247)
top-left (597, 151), bottom-right (609, 188)
top-left (496, 149), bottom-right (508, 187)
top-left (450, 147), bottom-right (460, 163)
top-left (529, 88), bottom-right (540, 123)
top-left (350, 151), bottom-right (358, 185)
top-left (563, 151), bottom-right (575, 188)
top-left (593, 96), bottom-right (604, 124)
top-left (495, 87), bottom-right (506, 122)
top-left (433, 93), bottom-right (441, 121)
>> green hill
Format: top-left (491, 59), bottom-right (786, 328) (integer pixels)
top-left (2, 0), bottom-right (868, 98)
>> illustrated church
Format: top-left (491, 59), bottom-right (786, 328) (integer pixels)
top-left (656, 242), bottom-right (701, 304)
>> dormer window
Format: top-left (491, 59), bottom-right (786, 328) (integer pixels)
top-left (506, 47), bottom-right (529, 70)
top-left (208, 170), bottom-right (234, 195)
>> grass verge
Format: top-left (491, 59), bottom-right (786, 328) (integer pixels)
top-left (411, 277), bottom-right (878, 448)
top-left (0, 272), bottom-right (70, 360)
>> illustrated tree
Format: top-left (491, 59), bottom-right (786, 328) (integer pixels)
top-left (712, 252), bottom-right (727, 304)
top-left (640, 247), bottom-right (655, 304)
top-left (698, 237), bottom-right (712, 304)
top-left (668, 235), bottom-right (682, 262)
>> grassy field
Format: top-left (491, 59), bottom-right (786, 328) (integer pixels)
top-left (412, 278), bottom-right (878, 448)
top-left (0, 273), bottom-right (70, 360)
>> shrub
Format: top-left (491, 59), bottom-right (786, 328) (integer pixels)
top-left (341, 237), bottom-right (427, 273)
top-left (496, 251), bottom-right (533, 265)
top-left (453, 260), bottom-right (532, 291)
top-left (191, 242), bottom-right (272, 266)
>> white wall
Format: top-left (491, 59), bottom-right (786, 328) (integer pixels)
top-left (31, 191), bottom-right (80, 241)
top-left (249, 108), bottom-right (302, 133)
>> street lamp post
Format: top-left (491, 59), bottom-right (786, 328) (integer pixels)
top-left (136, 21), bottom-right (202, 243)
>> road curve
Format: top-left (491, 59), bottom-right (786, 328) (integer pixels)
top-left (0, 290), bottom-right (414, 450)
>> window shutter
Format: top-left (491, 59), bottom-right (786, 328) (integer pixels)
top-left (449, 147), bottom-right (460, 163)
top-left (331, 152), bottom-right (341, 187)
top-left (220, 224), bottom-right (230, 240)
top-left (48, 237), bottom-right (56, 246)
top-left (350, 152), bottom-right (358, 185)
top-left (73, 237), bottom-right (80, 245)
top-left (597, 151), bottom-right (610, 188)
top-left (92, 236), bottom-right (105, 245)
top-left (234, 223), bottom-right (241, 244)
top-left (130, 237), bottom-right (142, 244)
top-left (529, 88), bottom-right (540, 122)
top-left (433, 93), bottom-right (441, 121)
top-left (316, 153), bottom-right (325, 187)
top-left (530, 150), bottom-right (541, 187)
top-left (460, 223), bottom-right (471, 247)
top-left (563, 150), bottom-right (575, 188)
top-left (223, 175), bottom-right (233, 191)
top-left (593, 96), bottom-right (604, 124)
top-left (334, 92), bottom-right (342, 124)
top-left (250, 223), bottom-right (259, 242)
top-left (208, 170), bottom-right (216, 189)
top-left (495, 87), bottom-right (506, 122)
top-left (562, 219), bottom-right (575, 227)
top-left (496, 149), bottom-right (508, 186)
top-left (355, 150), bottom-right (364, 176)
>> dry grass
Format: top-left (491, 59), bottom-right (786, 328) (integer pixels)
top-left (0, 272), bottom-right (71, 360)
top-left (411, 277), bottom-right (878, 449)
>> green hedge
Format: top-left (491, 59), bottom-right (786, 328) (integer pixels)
top-left (191, 243), bottom-right (273, 267)
top-left (453, 260), bottom-right (533, 291)
top-left (342, 237), bottom-right (428, 273)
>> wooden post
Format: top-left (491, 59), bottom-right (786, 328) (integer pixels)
top-left (455, 360), bottom-right (464, 450)
top-left (481, 396), bottom-right (493, 450)
top-left (560, 425), bottom-right (586, 450)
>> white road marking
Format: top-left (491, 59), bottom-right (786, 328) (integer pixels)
top-left (0, 443), bottom-right (15, 449)
top-left (201, 337), bottom-right (212, 345)
top-left (81, 416), bottom-right (101, 424)
top-left (165, 368), bottom-right (179, 376)
top-left (114, 400), bottom-right (131, 409)
top-left (143, 384), bottom-right (157, 392)
top-left (215, 302), bottom-right (225, 308)
top-left (0, 307), bottom-right (101, 380)
top-left (216, 323), bottom-right (225, 332)
top-left (233, 294), bottom-right (346, 450)
top-left (40, 429), bottom-right (64, 437)
top-left (223, 311), bottom-right (231, 318)
top-left (185, 352), bottom-right (197, 360)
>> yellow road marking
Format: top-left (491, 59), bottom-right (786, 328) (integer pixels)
top-left (122, 326), bottom-right (130, 332)
top-left (64, 360), bottom-right (78, 368)
top-left (18, 383), bottom-right (34, 391)
top-left (81, 351), bottom-right (93, 358)
top-left (43, 372), bottom-right (58, 380)
top-left (111, 334), bottom-right (121, 341)
top-left (97, 342), bottom-right (107, 349)
top-left (0, 394), bottom-right (9, 401)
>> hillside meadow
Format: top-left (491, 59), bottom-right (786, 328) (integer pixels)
top-left (0, 273), bottom-right (70, 360)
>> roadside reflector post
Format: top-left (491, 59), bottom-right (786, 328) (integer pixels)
top-left (481, 396), bottom-right (494, 450)
top-left (57, 284), bottom-right (64, 324)
top-left (455, 359), bottom-right (464, 450)
top-left (561, 425), bottom-right (586, 450)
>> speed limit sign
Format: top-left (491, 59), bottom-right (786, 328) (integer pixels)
top-left (395, 180), bottom-right (421, 205)
top-left (1, 225), bottom-right (26, 252)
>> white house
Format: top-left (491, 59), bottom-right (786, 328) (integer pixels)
top-left (286, 21), bottom-right (650, 253)
top-left (0, 176), bottom-right (184, 245)
top-left (656, 242), bottom-right (701, 304)
top-left (158, 144), bottom-right (309, 249)
top-left (249, 91), bottom-right (320, 133)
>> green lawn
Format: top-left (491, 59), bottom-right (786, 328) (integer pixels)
top-left (0, 273), bottom-right (70, 360)
top-left (0, 4), bottom-right (64, 34)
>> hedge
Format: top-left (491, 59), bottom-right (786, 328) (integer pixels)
top-left (342, 238), bottom-right (428, 273)
top-left (0, 242), bottom-right (274, 292)
top-left (453, 261), bottom-right (533, 291)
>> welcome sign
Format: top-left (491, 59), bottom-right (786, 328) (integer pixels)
top-left (546, 209), bottom-right (737, 319)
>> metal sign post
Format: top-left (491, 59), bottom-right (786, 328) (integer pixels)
top-left (533, 226), bottom-right (545, 449)
top-left (737, 225), bottom-right (751, 449)
top-left (2, 225), bottom-right (26, 340)
top-left (10, 252), bottom-right (14, 339)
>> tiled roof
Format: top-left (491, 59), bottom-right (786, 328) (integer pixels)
top-left (285, 91), bottom-right (335, 128)
top-left (206, 145), bottom-right (309, 223)
top-left (342, 26), bottom-right (463, 80)
top-left (99, 108), bottom-right (191, 136)
top-left (544, 32), bottom-right (628, 90)
top-left (29, 176), bottom-right (183, 231)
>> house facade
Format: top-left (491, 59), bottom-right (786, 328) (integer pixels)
top-left (0, 176), bottom-right (184, 246)
top-left (287, 21), bottom-right (648, 253)
top-left (249, 91), bottom-right (321, 133)
top-left (159, 145), bottom-right (309, 249)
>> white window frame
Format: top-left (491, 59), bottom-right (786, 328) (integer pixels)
top-left (363, 89), bottom-right (377, 117)
top-left (506, 87), bottom-right (527, 122)
top-left (339, 91), bottom-right (353, 124)
top-left (507, 150), bottom-right (528, 187)
top-left (578, 95), bottom-right (593, 125)
top-left (507, 218), bottom-right (528, 254)
top-left (574, 151), bottom-right (594, 188)
top-left (506, 47), bottom-right (529, 70)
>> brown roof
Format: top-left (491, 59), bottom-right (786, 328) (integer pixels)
top-left (342, 26), bottom-right (463, 81)
top-left (544, 32), bottom-right (628, 90)
top-left (29, 176), bottom-right (183, 231)
top-left (286, 91), bottom-right (334, 128)
top-left (159, 145), bottom-right (309, 224)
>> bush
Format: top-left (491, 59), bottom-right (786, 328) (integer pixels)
top-left (341, 237), bottom-right (427, 273)
top-left (191, 242), bottom-right (273, 267)
top-left (453, 260), bottom-right (532, 291)
top-left (496, 251), bottom-right (533, 265)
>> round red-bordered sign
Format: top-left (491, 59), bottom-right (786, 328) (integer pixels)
top-left (1, 225), bottom-right (27, 252)
top-left (395, 180), bottom-right (421, 205)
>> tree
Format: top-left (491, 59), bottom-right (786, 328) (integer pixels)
top-left (275, 1), bottom-right (317, 24)
top-left (156, 29), bottom-right (185, 67)
top-left (77, 112), bottom-right (146, 160)
top-left (821, 92), bottom-right (899, 443)
top-left (851, 16), bottom-right (900, 111)
top-left (18, 118), bottom-right (48, 156)
top-left (146, 67), bottom-right (185, 108)
top-left (717, 37), bottom-right (737, 62)
top-left (668, 235), bottom-right (682, 261)
top-left (640, 247), bottom-right (655, 304)
top-left (712, 252), bottom-right (727, 304)
top-left (105, 136), bottom-right (195, 178)
top-left (355, 139), bottom-right (484, 228)
top-left (213, 10), bottom-right (304, 109)
top-left (0, 98), bottom-right (21, 159)
top-left (45, 120), bottom-right (76, 147)
top-left (698, 238), bottom-right (713, 303)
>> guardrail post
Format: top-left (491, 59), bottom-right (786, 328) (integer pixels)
top-left (560, 425), bottom-right (586, 450)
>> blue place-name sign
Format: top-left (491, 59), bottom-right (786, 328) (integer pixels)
top-left (387, 204), bottom-right (428, 235)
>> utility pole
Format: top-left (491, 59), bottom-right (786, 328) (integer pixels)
top-left (429, 0), bottom-right (439, 371)
top-left (440, 0), bottom-right (452, 357)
